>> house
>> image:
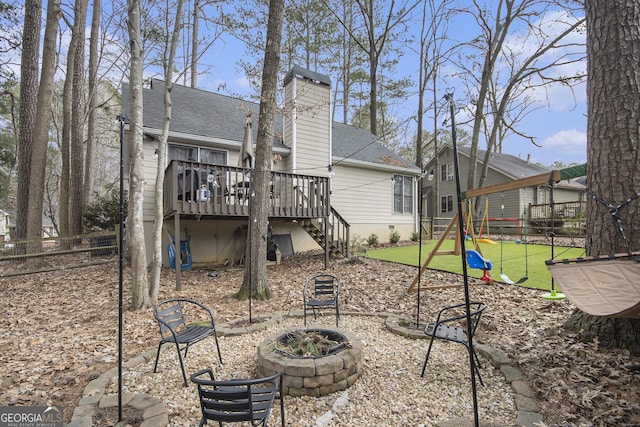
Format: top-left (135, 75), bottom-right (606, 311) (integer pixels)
top-left (0, 209), bottom-right (57, 244)
top-left (0, 209), bottom-right (9, 243)
top-left (422, 145), bottom-right (586, 235)
top-left (121, 66), bottom-right (421, 268)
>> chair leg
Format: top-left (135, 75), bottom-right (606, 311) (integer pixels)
top-left (304, 306), bottom-right (307, 326)
top-left (153, 342), bottom-right (163, 373)
top-left (213, 334), bottom-right (223, 365)
top-left (174, 341), bottom-right (189, 387)
top-left (421, 336), bottom-right (436, 377)
top-left (472, 349), bottom-right (484, 386)
top-left (335, 305), bottom-right (339, 327)
top-left (184, 342), bottom-right (191, 358)
top-left (279, 375), bottom-right (285, 427)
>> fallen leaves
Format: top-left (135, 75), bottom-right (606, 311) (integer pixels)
top-left (0, 249), bottom-right (639, 425)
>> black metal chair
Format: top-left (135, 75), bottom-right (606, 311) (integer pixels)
top-left (420, 301), bottom-right (487, 386)
top-left (153, 298), bottom-right (223, 387)
top-left (190, 369), bottom-right (285, 427)
top-left (303, 274), bottom-right (340, 327)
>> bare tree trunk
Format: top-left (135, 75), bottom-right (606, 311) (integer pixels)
top-left (84, 0), bottom-right (101, 207)
top-left (190, 0), bottom-right (199, 88)
top-left (151, 0), bottom-right (185, 301)
top-left (127, 0), bottom-right (150, 310)
top-left (59, 45), bottom-right (73, 241)
top-left (70, 0), bottom-right (89, 235)
top-left (26, 0), bottom-right (60, 248)
top-left (364, 1), bottom-right (377, 136)
top-left (237, 0), bottom-right (284, 301)
top-left (564, 0), bottom-right (640, 354)
top-left (16, 0), bottom-right (41, 245)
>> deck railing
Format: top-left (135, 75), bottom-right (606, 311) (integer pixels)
top-left (163, 160), bottom-right (330, 219)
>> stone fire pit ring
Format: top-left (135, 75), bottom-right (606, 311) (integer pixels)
top-left (256, 328), bottom-right (364, 397)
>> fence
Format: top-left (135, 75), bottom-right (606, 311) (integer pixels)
top-left (429, 200), bottom-right (586, 239)
top-left (0, 231), bottom-right (118, 277)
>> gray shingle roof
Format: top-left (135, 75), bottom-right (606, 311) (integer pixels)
top-left (121, 79), bottom-right (418, 173)
top-left (332, 122), bottom-right (417, 170)
top-left (445, 146), bottom-right (584, 189)
top-left (457, 146), bottom-right (547, 179)
top-left (122, 80), bottom-right (273, 146)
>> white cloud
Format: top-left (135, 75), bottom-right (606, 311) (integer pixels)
top-left (537, 129), bottom-right (586, 164)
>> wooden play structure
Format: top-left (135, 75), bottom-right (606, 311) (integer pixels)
top-left (408, 168), bottom-right (565, 293)
top-left (410, 163), bottom-right (640, 319)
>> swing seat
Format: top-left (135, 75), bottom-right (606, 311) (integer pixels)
top-left (478, 238), bottom-right (497, 245)
top-left (465, 250), bottom-right (492, 271)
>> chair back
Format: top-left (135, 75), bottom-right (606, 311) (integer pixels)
top-left (154, 300), bottom-right (187, 338)
top-left (307, 274), bottom-right (339, 301)
top-left (467, 302), bottom-right (487, 338)
top-left (191, 369), bottom-right (283, 427)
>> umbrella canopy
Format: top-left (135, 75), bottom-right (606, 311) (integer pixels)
top-left (238, 111), bottom-right (255, 169)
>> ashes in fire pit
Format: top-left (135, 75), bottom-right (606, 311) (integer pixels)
top-left (275, 328), bottom-right (348, 358)
top-left (257, 327), bottom-right (364, 397)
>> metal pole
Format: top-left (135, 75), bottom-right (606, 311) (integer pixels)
top-left (444, 93), bottom-right (479, 427)
top-left (116, 114), bottom-right (127, 422)
top-left (416, 171), bottom-right (424, 328)
top-left (248, 175), bottom-right (253, 323)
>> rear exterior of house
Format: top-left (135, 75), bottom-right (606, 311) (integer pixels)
top-left (423, 146), bottom-right (586, 235)
top-left (122, 66), bottom-right (420, 267)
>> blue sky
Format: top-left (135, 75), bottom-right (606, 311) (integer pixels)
top-left (6, 1), bottom-right (586, 168)
top-left (205, 66), bottom-right (585, 171)
top-left (173, 3), bottom-right (588, 168)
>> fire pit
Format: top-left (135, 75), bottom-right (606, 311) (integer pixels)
top-left (257, 328), bottom-right (363, 397)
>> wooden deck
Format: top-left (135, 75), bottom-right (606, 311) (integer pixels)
top-left (163, 160), bottom-right (330, 219)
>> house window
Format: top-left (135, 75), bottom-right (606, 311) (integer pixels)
top-left (440, 163), bottom-right (454, 181)
top-left (393, 174), bottom-right (413, 214)
top-left (440, 195), bottom-right (454, 213)
top-left (169, 144), bottom-right (227, 165)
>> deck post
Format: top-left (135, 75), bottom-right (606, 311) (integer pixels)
top-left (174, 213), bottom-right (181, 290)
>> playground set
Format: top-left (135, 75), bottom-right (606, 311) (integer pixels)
top-left (408, 164), bottom-right (640, 318)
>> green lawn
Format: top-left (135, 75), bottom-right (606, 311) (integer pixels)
top-left (366, 239), bottom-right (585, 291)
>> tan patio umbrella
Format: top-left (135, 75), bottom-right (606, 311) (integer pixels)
top-left (238, 110), bottom-right (255, 169)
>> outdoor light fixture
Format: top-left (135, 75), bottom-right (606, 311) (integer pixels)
top-left (327, 165), bottom-right (335, 177)
top-left (154, 148), bottom-right (159, 159)
top-left (428, 169), bottom-right (434, 181)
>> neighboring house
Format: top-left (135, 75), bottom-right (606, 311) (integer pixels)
top-left (0, 209), bottom-right (8, 242)
top-left (121, 66), bottom-right (421, 267)
top-left (422, 145), bottom-right (586, 233)
top-left (0, 209), bottom-right (56, 243)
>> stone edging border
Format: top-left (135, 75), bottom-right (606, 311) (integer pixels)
top-left (67, 348), bottom-right (168, 427)
top-left (68, 310), bottom-right (542, 427)
top-left (384, 314), bottom-right (543, 427)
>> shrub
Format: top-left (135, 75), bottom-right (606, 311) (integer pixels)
top-left (348, 235), bottom-right (367, 263)
top-left (410, 231), bottom-right (420, 241)
top-left (389, 230), bottom-right (400, 244)
top-left (83, 189), bottom-right (127, 232)
top-left (367, 233), bottom-right (379, 246)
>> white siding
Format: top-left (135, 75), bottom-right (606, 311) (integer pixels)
top-left (331, 164), bottom-right (416, 241)
top-left (142, 142), bottom-right (159, 221)
top-left (288, 78), bottom-right (331, 176)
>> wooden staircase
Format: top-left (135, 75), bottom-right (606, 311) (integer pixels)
top-left (300, 206), bottom-right (350, 257)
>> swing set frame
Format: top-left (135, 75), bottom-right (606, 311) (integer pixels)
top-left (408, 169), bottom-right (565, 293)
